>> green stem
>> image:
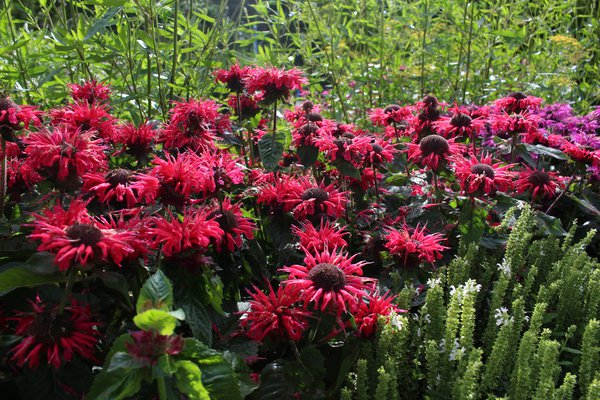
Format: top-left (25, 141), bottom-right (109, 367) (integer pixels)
top-left (461, 1), bottom-right (476, 103)
top-left (420, 0), bottom-right (429, 97)
top-left (0, 138), bottom-right (6, 218)
top-left (57, 268), bottom-right (78, 315)
top-left (157, 376), bottom-right (168, 400)
top-left (168, 0), bottom-right (179, 100)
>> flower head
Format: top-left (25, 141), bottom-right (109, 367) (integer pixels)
top-left (112, 121), bottom-right (156, 159)
top-left (407, 134), bottom-right (464, 171)
top-left (454, 153), bottom-right (515, 196)
top-left (159, 98), bottom-right (229, 152)
top-left (494, 92), bottom-right (542, 113)
top-left (67, 80), bottom-right (111, 104)
top-left (214, 63), bottom-right (252, 93)
top-left (82, 169), bottom-right (139, 209)
top-left (50, 102), bottom-right (117, 140)
top-left (281, 249), bottom-right (372, 315)
top-left (10, 298), bottom-right (100, 369)
top-left (208, 198), bottom-right (255, 252)
top-left (514, 167), bottom-right (564, 200)
top-left (241, 283), bottom-right (311, 342)
top-left (29, 200), bottom-right (136, 270)
top-left (385, 224), bottom-right (447, 266)
top-left (434, 105), bottom-right (484, 139)
top-left (0, 96), bottom-right (42, 140)
top-left (245, 66), bottom-right (307, 105)
top-left (354, 292), bottom-right (405, 338)
top-left (292, 220), bottom-right (348, 253)
top-left (126, 330), bottom-right (184, 366)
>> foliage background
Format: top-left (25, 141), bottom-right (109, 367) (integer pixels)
top-left (1, 0), bottom-right (599, 123)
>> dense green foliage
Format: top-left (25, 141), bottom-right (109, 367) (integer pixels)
top-left (1, 0), bottom-right (599, 123)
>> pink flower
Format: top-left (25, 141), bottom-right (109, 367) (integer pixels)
top-left (454, 153), bottom-right (515, 196)
top-left (126, 330), bottom-right (184, 366)
top-left (67, 80), bottom-right (111, 104)
top-left (245, 66), bottom-right (307, 105)
top-left (407, 134), bottom-right (464, 171)
top-left (354, 292), bottom-right (405, 337)
top-left (385, 224), bottom-right (447, 266)
top-left (208, 198), bottom-right (255, 252)
top-left (292, 220), bottom-right (349, 253)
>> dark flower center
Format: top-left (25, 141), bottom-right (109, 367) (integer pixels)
top-left (66, 223), bottom-right (104, 246)
top-left (302, 101), bottom-right (314, 113)
top-left (106, 168), bottom-right (132, 186)
top-left (370, 143), bottom-right (383, 153)
top-left (470, 163), bottom-right (495, 179)
top-left (307, 263), bottom-right (347, 291)
top-left (301, 188), bottom-right (329, 203)
top-left (384, 104), bottom-right (401, 113)
top-left (25, 307), bottom-right (74, 344)
top-left (299, 122), bottom-right (319, 136)
top-left (419, 134), bottom-right (449, 155)
top-left (307, 112), bottom-right (323, 122)
top-left (528, 170), bottom-right (550, 186)
top-left (422, 95), bottom-right (439, 108)
top-left (0, 97), bottom-right (18, 112)
top-left (450, 113), bottom-right (472, 127)
top-left (509, 92), bottom-right (527, 100)
top-left (209, 209), bottom-right (239, 232)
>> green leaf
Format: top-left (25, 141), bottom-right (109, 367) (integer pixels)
top-left (458, 201), bottom-right (488, 247)
top-left (84, 7), bottom-right (123, 41)
top-left (86, 370), bottom-right (143, 400)
top-left (0, 39), bottom-right (30, 57)
top-left (107, 352), bottom-right (145, 372)
top-left (297, 145), bottom-right (319, 167)
top-left (181, 301), bottom-right (213, 344)
top-left (95, 270), bottom-right (131, 302)
top-left (534, 211), bottom-right (567, 236)
top-left (523, 143), bottom-right (568, 161)
top-left (333, 158), bottom-right (361, 180)
top-left (133, 309), bottom-right (178, 335)
top-left (258, 131), bottom-right (285, 171)
top-left (175, 360), bottom-right (211, 400)
top-left (0, 263), bottom-right (66, 294)
top-left (136, 270), bottom-right (173, 313)
top-left (249, 361), bottom-right (296, 400)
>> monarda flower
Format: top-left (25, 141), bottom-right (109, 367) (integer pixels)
top-left (314, 130), bottom-right (371, 164)
top-left (132, 152), bottom-right (215, 208)
top-left (489, 110), bottom-right (539, 140)
top-left (0, 96), bottom-right (42, 141)
top-left (208, 198), bottom-right (255, 252)
top-left (415, 95), bottom-right (442, 135)
top-left (50, 102), bottom-right (117, 140)
top-left (159, 98), bottom-right (230, 152)
top-left (494, 92), bottom-right (542, 114)
top-left (370, 104), bottom-right (413, 129)
top-left (454, 154), bottom-right (515, 196)
top-left (147, 208), bottom-right (224, 257)
top-left (126, 330), bottom-right (184, 366)
top-left (10, 298), bottom-right (100, 369)
top-left (281, 249), bottom-right (373, 315)
top-left (291, 112), bottom-right (327, 147)
top-left (407, 134), bottom-right (463, 171)
top-left (214, 63), bottom-right (251, 93)
top-left (362, 137), bottom-right (396, 168)
top-left (292, 220), bottom-right (348, 254)
top-left (353, 292), bottom-right (405, 338)
top-left (385, 224), bottom-right (447, 266)
top-left (227, 93), bottom-right (261, 119)
top-left (434, 105), bottom-right (485, 139)
top-left (199, 150), bottom-right (245, 191)
top-left (245, 66), bottom-right (307, 105)
top-left (112, 121), bottom-right (156, 159)
top-left (291, 178), bottom-right (348, 221)
top-left (67, 80), bottom-right (111, 104)
top-left (29, 200), bottom-right (136, 270)
top-left (240, 283), bottom-right (311, 342)
top-left (514, 167), bottom-right (564, 200)
top-left (22, 127), bottom-right (107, 184)
top-left (82, 169), bottom-right (140, 209)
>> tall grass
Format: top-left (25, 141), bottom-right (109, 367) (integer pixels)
top-left (1, 0), bottom-right (598, 123)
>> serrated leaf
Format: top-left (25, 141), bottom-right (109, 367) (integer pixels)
top-left (181, 301), bottom-right (212, 344)
top-left (0, 263), bottom-right (66, 294)
top-left (523, 143), bottom-right (568, 160)
top-left (133, 309), bottom-right (177, 335)
top-left (258, 131), bottom-right (285, 171)
top-left (136, 270), bottom-right (173, 313)
top-left (107, 352), bottom-right (145, 372)
top-left (458, 202), bottom-right (488, 246)
top-left (534, 211), bottom-right (567, 236)
top-left (86, 369), bottom-right (143, 400)
top-left (297, 145), bottom-right (319, 167)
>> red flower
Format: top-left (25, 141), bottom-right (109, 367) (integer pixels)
top-left (29, 200), bottom-right (136, 270)
top-left (291, 178), bottom-right (348, 221)
top-left (407, 134), bottom-right (464, 171)
top-left (0, 96), bottom-right (42, 140)
top-left (159, 98), bottom-right (229, 152)
top-left (126, 330), bottom-right (184, 366)
top-left (112, 121), bottom-right (156, 159)
top-left (199, 150), bottom-right (245, 191)
top-left (50, 102), bottom-right (117, 140)
top-left (147, 208), bottom-right (224, 257)
top-left (214, 63), bottom-right (252, 93)
top-left (281, 249), bottom-right (373, 315)
top-left (10, 298), bottom-right (100, 369)
top-left (414, 95), bottom-right (442, 135)
top-left (434, 105), bottom-right (485, 139)
top-left (227, 93), bottom-right (261, 119)
top-left (494, 92), bottom-right (542, 113)
top-left (489, 110), bottom-right (539, 140)
top-left (370, 104), bottom-right (413, 128)
top-left (132, 152), bottom-right (215, 208)
top-left (354, 292), bottom-right (405, 338)
top-left (385, 224), bottom-right (447, 266)
top-left (292, 220), bottom-right (348, 253)
top-left (82, 169), bottom-right (139, 208)
top-left (454, 153), bottom-right (515, 196)
top-left (245, 66), bottom-right (307, 105)
top-left (362, 136), bottom-right (396, 167)
top-left (514, 167), bottom-right (564, 200)
top-left (208, 198), bottom-right (255, 252)
top-left (314, 129), bottom-right (371, 164)
top-left (291, 112), bottom-right (327, 147)
top-left (22, 126), bottom-right (107, 183)
top-left (241, 283), bottom-right (311, 342)
top-left (67, 80), bottom-right (111, 104)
